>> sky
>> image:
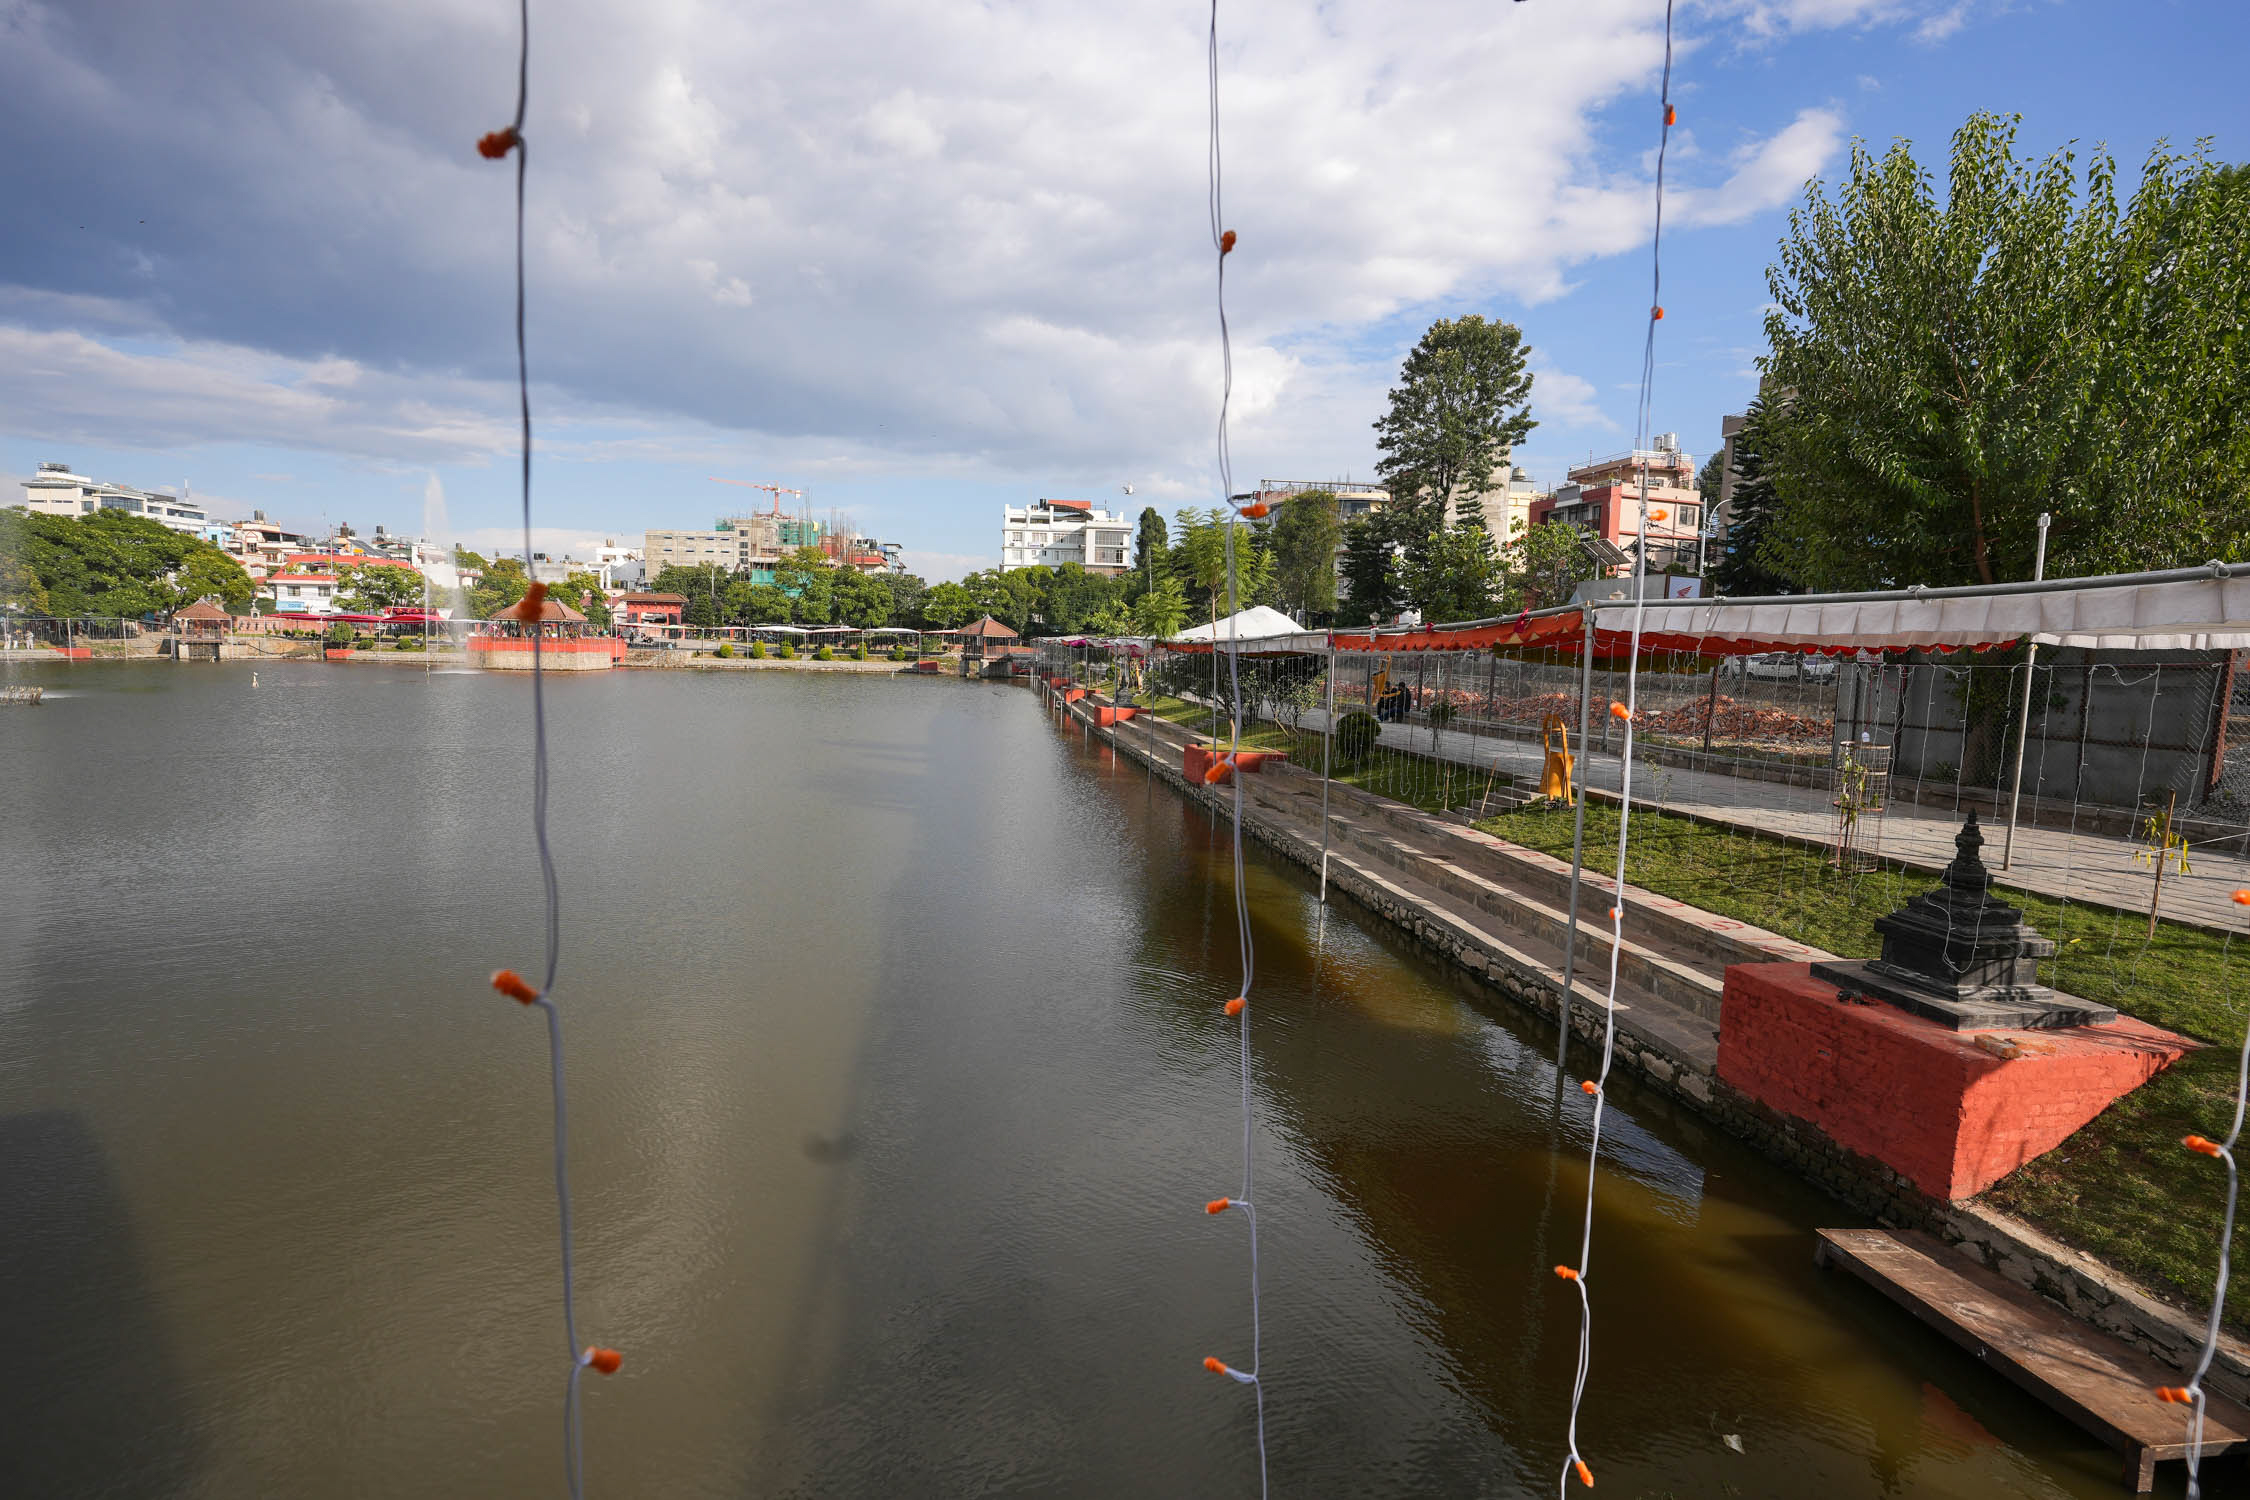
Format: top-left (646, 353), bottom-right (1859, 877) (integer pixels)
top-left (1, 0), bottom-right (2241, 581)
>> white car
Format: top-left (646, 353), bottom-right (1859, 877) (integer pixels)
top-left (1743, 652), bottom-right (1836, 682)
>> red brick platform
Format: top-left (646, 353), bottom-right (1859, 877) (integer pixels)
top-left (1717, 963), bottom-right (2191, 1201)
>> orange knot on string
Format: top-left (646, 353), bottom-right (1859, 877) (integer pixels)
top-left (1203, 1356), bottom-right (1229, 1375)
top-left (1219, 229), bottom-right (1237, 255)
top-left (1651, 306), bottom-right (1665, 321)
top-left (1608, 702), bottom-right (1633, 721)
top-left (2184, 1135), bottom-right (2224, 1157)
top-left (1224, 996), bottom-right (1247, 1018)
top-left (1203, 757), bottom-right (1235, 785)
top-left (2234, 889), bottom-right (2250, 905)
top-left (1554, 1265), bottom-right (1578, 1281)
top-left (1664, 104), bottom-right (1677, 127)
top-left (477, 127), bottom-right (521, 160)
top-left (1607, 906), bottom-right (1622, 921)
top-left (1206, 1197), bottom-right (1232, 1215)
top-left (490, 969), bottom-right (542, 1005)
top-left (1238, 502), bottom-right (1271, 519)
top-left (1648, 508), bottom-right (1668, 522)
top-left (2158, 1385), bottom-right (2196, 1404)
top-left (583, 1347), bottom-right (623, 1375)
top-left (1572, 1457), bottom-right (1595, 1488)
top-left (1580, 1080), bottom-right (1599, 1096)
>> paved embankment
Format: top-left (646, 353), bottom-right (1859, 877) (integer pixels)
top-left (1052, 683), bottom-right (2250, 1401)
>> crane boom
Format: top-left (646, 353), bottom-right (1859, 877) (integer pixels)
top-left (707, 477), bottom-right (805, 515)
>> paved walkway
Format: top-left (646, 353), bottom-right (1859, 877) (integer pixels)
top-left (1294, 709), bottom-right (2250, 935)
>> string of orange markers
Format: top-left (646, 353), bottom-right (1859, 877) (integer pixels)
top-left (1553, 3), bottom-right (1677, 1493)
top-left (478, 4), bottom-right (620, 1496)
top-left (2159, 886), bottom-right (2250, 1498)
top-left (1195, 5), bottom-right (1269, 1494)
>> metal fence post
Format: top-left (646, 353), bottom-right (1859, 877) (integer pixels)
top-left (1319, 647), bottom-right (1336, 902)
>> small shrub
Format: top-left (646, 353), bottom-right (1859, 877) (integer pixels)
top-left (324, 621), bottom-right (354, 648)
top-left (1334, 710), bottom-right (1381, 764)
top-left (852, 643), bottom-right (869, 661)
top-left (749, 641), bottom-right (767, 659)
top-left (716, 641), bottom-right (734, 658)
top-left (889, 646), bottom-right (908, 661)
top-left (816, 645), bottom-right (835, 661)
top-left (778, 643), bottom-right (796, 660)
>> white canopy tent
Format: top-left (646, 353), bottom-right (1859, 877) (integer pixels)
top-left (1585, 566), bottom-right (2250, 655)
top-left (1167, 606), bottom-right (1325, 654)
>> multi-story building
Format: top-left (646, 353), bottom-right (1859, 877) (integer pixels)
top-left (1240, 480), bottom-right (1390, 523)
top-left (1449, 466), bottom-right (1547, 545)
top-left (1000, 500), bottom-right (1133, 575)
top-left (20, 461), bottom-right (209, 533)
top-left (1530, 440), bottom-right (1706, 575)
top-left (1714, 412), bottom-right (1748, 534)
top-left (228, 513), bottom-right (310, 577)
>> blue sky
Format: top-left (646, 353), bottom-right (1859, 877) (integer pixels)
top-left (1, 0), bottom-right (2239, 580)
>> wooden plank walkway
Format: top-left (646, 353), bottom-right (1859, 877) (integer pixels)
top-left (1815, 1227), bottom-right (2250, 1491)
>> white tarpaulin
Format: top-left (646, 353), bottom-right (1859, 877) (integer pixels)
top-left (1587, 569), bottom-right (2250, 654)
top-left (1170, 605), bottom-right (1312, 644)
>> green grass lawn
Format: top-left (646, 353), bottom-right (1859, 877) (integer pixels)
top-left (1476, 799), bottom-right (2250, 1332)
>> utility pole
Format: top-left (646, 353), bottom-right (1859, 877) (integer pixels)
top-left (2000, 512), bottom-right (2052, 870)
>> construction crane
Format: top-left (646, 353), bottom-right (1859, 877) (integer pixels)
top-left (707, 476), bottom-right (804, 515)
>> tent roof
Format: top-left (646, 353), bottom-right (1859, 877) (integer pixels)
top-left (1170, 605), bottom-right (1306, 643)
top-left (1588, 566), bottom-right (2250, 655)
top-left (175, 600), bottom-right (230, 621)
top-left (960, 615), bottom-right (1019, 638)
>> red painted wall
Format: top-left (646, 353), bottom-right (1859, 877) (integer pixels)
top-left (1716, 963), bottom-right (2190, 1201)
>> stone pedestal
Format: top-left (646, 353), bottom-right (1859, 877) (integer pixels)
top-left (1718, 964), bottom-right (2190, 1201)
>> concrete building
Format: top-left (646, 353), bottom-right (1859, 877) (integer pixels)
top-left (1449, 466), bottom-right (1547, 546)
top-left (20, 461), bottom-right (209, 533)
top-left (1001, 500), bottom-right (1133, 574)
top-left (1531, 440), bottom-right (1706, 576)
top-left (1240, 479), bottom-right (1390, 523)
top-left (1714, 411), bottom-right (1749, 534)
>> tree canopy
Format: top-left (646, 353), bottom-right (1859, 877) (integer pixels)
top-left (1759, 114), bottom-right (2250, 590)
top-left (1372, 315), bottom-right (1537, 509)
top-left (2, 508), bottom-right (254, 616)
top-left (1267, 490), bottom-right (1341, 622)
top-left (336, 562), bottom-right (426, 614)
top-left (1500, 520), bottom-right (1597, 612)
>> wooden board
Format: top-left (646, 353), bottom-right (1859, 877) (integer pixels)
top-left (1815, 1227), bottom-right (2250, 1492)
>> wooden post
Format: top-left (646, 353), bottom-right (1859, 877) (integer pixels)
top-left (2147, 788), bottom-right (2178, 939)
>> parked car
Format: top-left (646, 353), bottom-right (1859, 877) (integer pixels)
top-left (1744, 652), bottom-right (1837, 682)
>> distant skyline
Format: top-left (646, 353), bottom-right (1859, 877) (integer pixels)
top-left (2, 0), bottom-right (2239, 581)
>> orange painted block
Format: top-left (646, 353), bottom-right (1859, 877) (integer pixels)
top-left (1716, 964), bottom-right (2192, 1201)
top-left (1094, 706), bottom-right (1140, 727)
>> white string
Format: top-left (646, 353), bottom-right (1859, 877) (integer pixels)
top-left (1558, 5), bottom-right (1673, 1492)
top-left (1200, 4), bottom-right (1267, 1493)
top-left (2180, 959), bottom-right (2250, 1498)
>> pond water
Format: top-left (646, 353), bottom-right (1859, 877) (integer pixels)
top-left (0, 661), bottom-right (2163, 1495)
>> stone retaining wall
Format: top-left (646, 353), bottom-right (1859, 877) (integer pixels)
top-left (1053, 684), bottom-right (2250, 1401)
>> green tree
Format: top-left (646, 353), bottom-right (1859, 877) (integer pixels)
top-left (471, 556), bottom-right (531, 619)
top-left (1761, 114), bottom-right (2250, 590)
top-left (560, 570), bottom-right (611, 627)
top-left (884, 572), bottom-right (928, 626)
top-left (1267, 490), bottom-right (1342, 622)
top-left (1337, 514), bottom-right (1405, 626)
top-left (1407, 514), bottom-right (1503, 623)
top-left (833, 569), bottom-right (893, 628)
top-left (0, 511), bottom-right (51, 613)
top-left (652, 562), bottom-right (729, 620)
top-left (6, 509), bottom-right (253, 617)
top-left (336, 562), bottom-right (426, 614)
top-left (1131, 575), bottom-right (1187, 638)
top-left (1372, 315), bottom-right (1538, 511)
top-left (1132, 506), bottom-right (1169, 594)
top-left (921, 581), bottom-right (976, 628)
top-left (1041, 561), bottom-right (1125, 634)
top-left (1170, 509), bottom-right (1271, 629)
top-left (776, 555), bottom-right (837, 624)
top-left (728, 580), bottom-right (794, 624)
top-left (1710, 400), bottom-right (1797, 597)
top-left (1503, 520), bottom-right (1598, 611)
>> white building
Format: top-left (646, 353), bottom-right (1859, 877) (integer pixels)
top-left (1000, 500), bottom-right (1132, 574)
top-left (20, 461), bottom-right (209, 533)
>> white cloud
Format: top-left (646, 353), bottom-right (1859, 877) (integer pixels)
top-left (900, 549), bottom-right (990, 583)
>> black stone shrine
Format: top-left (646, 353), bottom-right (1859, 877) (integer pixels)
top-left (1811, 810), bottom-right (2117, 1032)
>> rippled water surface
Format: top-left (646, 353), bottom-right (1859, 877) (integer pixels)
top-left (0, 662), bottom-right (2178, 1496)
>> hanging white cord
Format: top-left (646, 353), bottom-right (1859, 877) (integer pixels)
top-left (477, 5), bottom-right (619, 1495)
top-left (1196, 4), bottom-right (1268, 1493)
top-left (2170, 921), bottom-right (2250, 1499)
top-left (1556, 5), bottom-right (1674, 1492)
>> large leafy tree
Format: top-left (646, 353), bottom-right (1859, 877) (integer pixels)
top-left (1710, 400), bottom-right (1796, 597)
top-left (471, 556), bottom-right (532, 619)
top-left (1407, 515), bottom-right (1503, 623)
top-left (558, 570), bottom-right (612, 627)
top-left (1131, 575), bottom-right (1187, 638)
top-left (1267, 490), bottom-right (1341, 622)
top-left (6, 509), bottom-right (254, 616)
top-left (1170, 508), bottom-right (1271, 629)
top-left (1502, 520), bottom-right (1597, 611)
top-left (1761, 114), bottom-right (2250, 590)
top-left (921, 581), bottom-right (976, 628)
top-left (884, 572), bottom-right (927, 627)
top-left (1372, 315), bottom-right (1537, 512)
top-left (832, 569), bottom-right (893, 628)
top-left (336, 562), bottom-right (425, 613)
top-left (651, 562), bottom-right (728, 620)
